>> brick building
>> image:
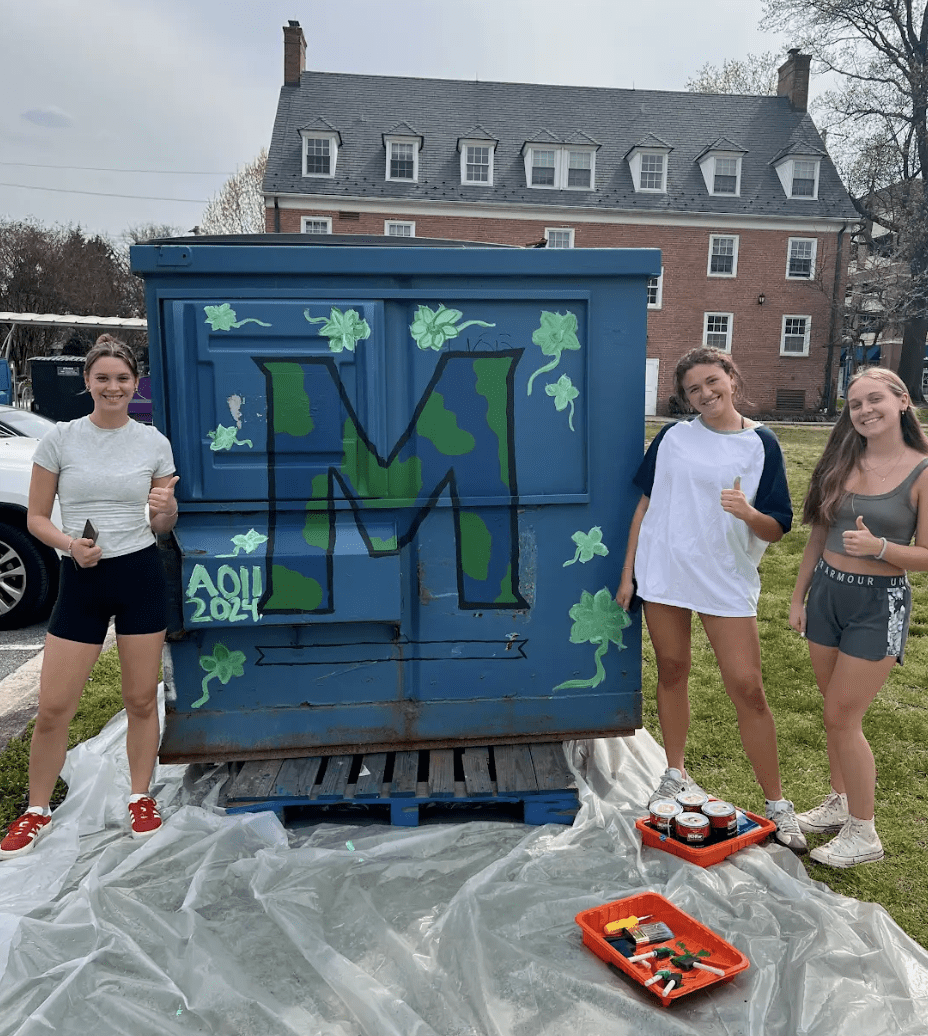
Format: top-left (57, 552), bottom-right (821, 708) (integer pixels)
top-left (263, 21), bottom-right (859, 415)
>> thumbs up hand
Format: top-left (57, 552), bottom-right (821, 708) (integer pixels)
top-left (149, 474), bottom-right (180, 518)
top-left (842, 514), bottom-right (881, 557)
top-left (720, 475), bottom-right (751, 520)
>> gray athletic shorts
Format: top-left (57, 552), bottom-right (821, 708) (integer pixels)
top-left (805, 558), bottom-right (911, 663)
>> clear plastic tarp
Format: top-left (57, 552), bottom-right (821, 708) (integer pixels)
top-left (2, 692), bottom-right (927, 1035)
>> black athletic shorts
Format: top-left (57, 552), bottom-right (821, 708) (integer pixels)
top-left (48, 544), bottom-right (168, 645)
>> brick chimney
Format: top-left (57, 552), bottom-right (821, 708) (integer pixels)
top-left (283, 20), bottom-right (306, 87)
top-left (777, 49), bottom-right (811, 112)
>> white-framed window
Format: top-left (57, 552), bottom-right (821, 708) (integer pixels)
top-left (545, 227), bottom-right (574, 248)
top-left (708, 235), bottom-right (739, 277)
top-left (301, 217), bottom-right (332, 234)
top-left (385, 137), bottom-right (419, 182)
top-left (523, 146), bottom-right (596, 190)
top-left (781, 315), bottom-right (811, 356)
top-left (775, 156), bottom-right (821, 199)
top-left (640, 152), bottom-right (666, 191)
top-left (300, 133), bottom-right (338, 178)
top-left (713, 156), bottom-right (740, 195)
top-left (647, 268), bottom-right (664, 309)
top-left (460, 141), bottom-right (495, 185)
top-left (703, 312), bottom-right (733, 352)
top-left (786, 237), bottom-right (817, 279)
top-left (385, 220), bottom-right (415, 237)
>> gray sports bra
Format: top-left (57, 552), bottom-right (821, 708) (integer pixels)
top-left (825, 458), bottom-right (928, 555)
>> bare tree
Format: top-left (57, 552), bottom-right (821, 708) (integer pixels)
top-left (200, 149), bottom-right (268, 235)
top-left (763, 0), bottom-right (928, 401)
top-left (685, 52), bottom-right (780, 95)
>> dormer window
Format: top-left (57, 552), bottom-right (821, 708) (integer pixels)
top-left (626, 140), bottom-right (671, 193)
top-left (773, 154), bottom-right (821, 199)
top-left (299, 130), bottom-right (340, 178)
top-left (696, 142), bottom-right (745, 197)
top-left (522, 143), bottom-right (597, 190)
top-left (458, 137), bottom-right (496, 185)
top-left (714, 158), bottom-right (739, 194)
top-left (383, 131), bottom-right (422, 182)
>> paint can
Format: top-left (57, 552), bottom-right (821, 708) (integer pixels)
top-left (701, 800), bottom-right (738, 838)
top-left (649, 798), bottom-right (682, 833)
top-left (674, 812), bottom-right (710, 845)
top-left (675, 790), bottom-right (709, 813)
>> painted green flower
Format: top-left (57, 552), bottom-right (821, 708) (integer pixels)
top-left (304, 307), bottom-right (372, 353)
top-left (563, 526), bottom-right (609, 567)
top-left (208, 425), bottom-right (254, 451)
top-left (545, 374), bottom-right (579, 431)
top-left (527, 310), bottom-right (581, 395)
top-left (216, 529), bottom-right (269, 558)
top-left (409, 304), bottom-right (495, 351)
top-left (193, 642), bottom-right (246, 708)
top-left (553, 587), bottom-right (630, 691)
top-left (204, 303), bottom-right (271, 331)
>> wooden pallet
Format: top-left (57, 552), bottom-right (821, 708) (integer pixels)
top-left (219, 742), bottom-right (579, 827)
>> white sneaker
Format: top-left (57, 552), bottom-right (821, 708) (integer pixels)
top-left (765, 799), bottom-right (808, 854)
top-left (809, 817), bottom-right (884, 868)
top-left (648, 767), bottom-right (705, 806)
top-left (796, 791), bottom-right (848, 834)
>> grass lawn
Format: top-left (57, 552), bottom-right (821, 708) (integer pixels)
top-left (0, 421), bottom-right (926, 950)
top-left (641, 420), bottom-right (928, 950)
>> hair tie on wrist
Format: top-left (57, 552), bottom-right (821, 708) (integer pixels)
top-left (876, 537), bottom-right (888, 560)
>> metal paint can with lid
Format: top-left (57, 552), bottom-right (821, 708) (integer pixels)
top-left (675, 790), bottom-right (709, 813)
top-left (648, 798), bottom-right (682, 833)
top-left (702, 800), bottom-right (738, 838)
top-left (674, 811), bottom-right (710, 845)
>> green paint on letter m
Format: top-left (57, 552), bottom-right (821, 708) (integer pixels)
top-left (265, 362), bottom-right (314, 436)
top-left (459, 511), bottom-right (492, 581)
top-left (473, 357), bottom-right (510, 489)
top-left (266, 565), bottom-right (323, 611)
top-left (416, 391), bottom-right (476, 456)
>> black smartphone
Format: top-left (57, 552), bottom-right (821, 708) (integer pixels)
top-left (82, 519), bottom-right (98, 544)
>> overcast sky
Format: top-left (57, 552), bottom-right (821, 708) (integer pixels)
top-left (1, 0), bottom-right (798, 242)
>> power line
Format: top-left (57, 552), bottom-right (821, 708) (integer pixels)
top-left (0, 182), bottom-right (208, 203)
top-left (0, 161), bottom-right (231, 175)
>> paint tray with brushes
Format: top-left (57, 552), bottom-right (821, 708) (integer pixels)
top-left (575, 891), bottom-right (750, 1007)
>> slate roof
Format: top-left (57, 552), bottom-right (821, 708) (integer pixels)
top-left (264, 71), bottom-right (857, 221)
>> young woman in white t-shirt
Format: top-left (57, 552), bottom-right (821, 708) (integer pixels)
top-left (616, 347), bottom-right (806, 852)
top-left (0, 335), bottom-right (178, 859)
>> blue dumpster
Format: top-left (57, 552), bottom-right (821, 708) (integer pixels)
top-left (130, 237), bottom-right (659, 762)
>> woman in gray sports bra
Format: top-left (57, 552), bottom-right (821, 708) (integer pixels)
top-left (789, 368), bottom-right (928, 869)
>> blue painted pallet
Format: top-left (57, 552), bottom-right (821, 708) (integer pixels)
top-left (220, 743), bottom-right (579, 827)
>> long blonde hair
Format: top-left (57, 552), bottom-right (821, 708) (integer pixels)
top-left (803, 368), bottom-right (928, 524)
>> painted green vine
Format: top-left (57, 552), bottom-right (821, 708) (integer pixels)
top-left (553, 588), bottom-right (630, 691)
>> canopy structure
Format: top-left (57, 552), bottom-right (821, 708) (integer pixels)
top-left (0, 313), bottom-right (147, 408)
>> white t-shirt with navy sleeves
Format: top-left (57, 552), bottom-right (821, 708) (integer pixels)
top-left (633, 418), bottom-right (792, 617)
top-left (33, 416), bottom-right (175, 560)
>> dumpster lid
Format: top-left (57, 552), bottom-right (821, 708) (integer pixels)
top-left (144, 233), bottom-right (516, 248)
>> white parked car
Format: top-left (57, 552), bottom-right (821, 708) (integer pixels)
top-left (0, 436), bottom-right (61, 629)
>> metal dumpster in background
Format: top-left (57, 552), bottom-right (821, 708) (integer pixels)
top-left (130, 236), bottom-right (660, 762)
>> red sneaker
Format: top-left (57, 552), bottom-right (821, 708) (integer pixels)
top-left (128, 796), bottom-right (162, 839)
top-left (0, 811), bottom-right (52, 858)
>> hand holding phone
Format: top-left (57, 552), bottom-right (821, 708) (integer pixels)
top-left (82, 519), bottom-right (98, 544)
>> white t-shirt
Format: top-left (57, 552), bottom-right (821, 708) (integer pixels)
top-left (33, 416), bottom-right (175, 559)
top-left (633, 418), bottom-right (792, 617)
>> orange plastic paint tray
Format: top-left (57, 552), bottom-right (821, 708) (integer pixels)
top-left (575, 891), bottom-right (749, 1007)
top-left (635, 805), bottom-right (775, 867)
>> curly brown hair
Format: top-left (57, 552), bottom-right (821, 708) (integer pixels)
top-left (672, 347), bottom-right (751, 411)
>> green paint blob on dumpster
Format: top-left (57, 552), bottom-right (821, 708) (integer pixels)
top-left (494, 563), bottom-right (518, 605)
top-left (370, 534), bottom-right (398, 552)
top-left (416, 391), bottom-right (475, 456)
top-left (302, 510), bottom-right (330, 550)
top-left (265, 362), bottom-right (314, 436)
top-left (267, 565), bottom-right (323, 611)
top-left (459, 512), bottom-right (492, 581)
top-left (474, 357), bottom-right (510, 489)
top-left (342, 418), bottom-right (423, 502)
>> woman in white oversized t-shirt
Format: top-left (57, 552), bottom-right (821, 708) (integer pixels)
top-left (0, 336), bottom-right (178, 859)
top-left (616, 347), bottom-right (806, 852)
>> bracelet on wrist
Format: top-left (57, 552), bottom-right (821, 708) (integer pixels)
top-left (67, 538), bottom-right (73, 555)
top-left (163, 509), bottom-right (178, 518)
top-left (875, 537), bottom-right (888, 560)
